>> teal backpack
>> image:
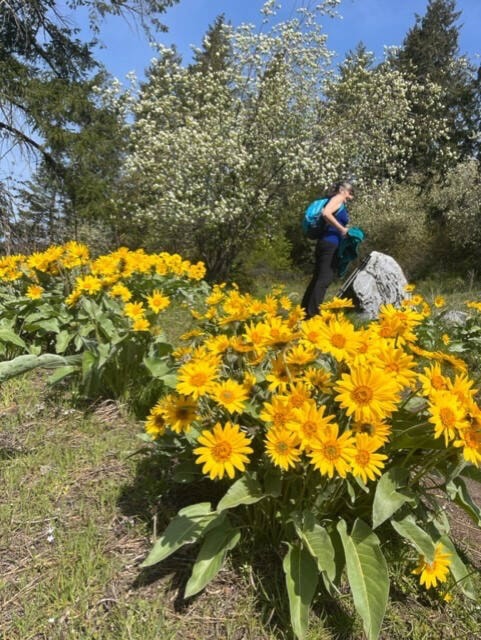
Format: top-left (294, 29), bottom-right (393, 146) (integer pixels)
top-left (302, 197), bottom-right (329, 239)
top-left (303, 197), bottom-right (346, 240)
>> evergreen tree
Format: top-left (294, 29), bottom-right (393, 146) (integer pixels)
top-left (393, 0), bottom-right (481, 169)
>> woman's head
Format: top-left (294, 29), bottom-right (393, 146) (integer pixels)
top-left (328, 180), bottom-right (354, 200)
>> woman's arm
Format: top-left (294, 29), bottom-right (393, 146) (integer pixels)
top-left (321, 194), bottom-right (348, 236)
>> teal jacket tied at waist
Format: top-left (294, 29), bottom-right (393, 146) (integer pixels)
top-left (337, 227), bottom-right (365, 277)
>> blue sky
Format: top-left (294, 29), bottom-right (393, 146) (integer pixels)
top-left (81, 0), bottom-right (481, 81)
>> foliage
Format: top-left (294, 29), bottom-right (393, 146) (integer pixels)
top-left (0, 0), bottom-right (175, 246)
top-left (0, 242), bottom-right (207, 410)
top-left (139, 285), bottom-right (481, 639)
top-left (119, 1), bottom-right (452, 281)
top-left (391, 0), bottom-right (481, 174)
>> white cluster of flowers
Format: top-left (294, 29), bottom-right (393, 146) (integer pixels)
top-left (116, 0), bottom-right (456, 277)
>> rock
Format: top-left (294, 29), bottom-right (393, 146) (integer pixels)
top-left (440, 310), bottom-right (469, 326)
top-left (345, 251), bottom-right (409, 319)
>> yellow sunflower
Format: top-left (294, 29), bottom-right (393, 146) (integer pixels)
top-left (417, 362), bottom-right (449, 398)
top-left (264, 427), bottom-right (302, 470)
top-left (176, 358), bottom-right (219, 399)
top-left (427, 390), bottom-right (469, 445)
top-left (287, 401), bottom-right (337, 451)
top-left (145, 404), bottom-right (166, 438)
top-left (314, 315), bottom-right (360, 362)
top-left (351, 419), bottom-right (392, 446)
top-left (146, 289), bottom-right (171, 313)
top-left (453, 425), bottom-right (481, 466)
top-left (160, 394), bottom-right (198, 433)
top-left (307, 425), bottom-right (356, 478)
top-left (132, 316), bottom-right (150, 332)
top-left (350, 433), bottom-right (388, 483)
top-left (26, 284), bottom-right (44, 300)
top-left (371, 343), bottom-right (418, 390)
top-left (412, 544), bottom-right (451, 590)
top-left (259, 396), bottom-right (294, 429)
top-left (334, 365), bottom-right (400, 423)
top-left (210, 379), bottom-right (249, 414)
top-left (193, 422), bottom-right (253, 480)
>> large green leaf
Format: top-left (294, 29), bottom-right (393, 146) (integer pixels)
top-left (141, 502), bottom-right (223, 567)
top-left (438, 535), bottom-right (475, 599)
top-left (446, 477), bottom-right (481, 526)
top-left (337, 519), bottom-right (389, 640)
top-left (184, 521), bottom-right (241, 598)
top-left (217, 472), bottom-right (264, 512)
top-left (0, 329), bottom-right (27, 349)
top-left (282, 541), bottom-right (319, 640)
top-left (0, 353), bottom-right (71, 382)
top-left (293, 511), bottom-right (336, 582)
top-left (372, 467), bottom-right (414, 529)
top-left (391, 513), bottom-right (435, 561)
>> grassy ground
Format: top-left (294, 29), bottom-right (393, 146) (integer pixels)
top-left (2, 278), bottom-right (481, 640)
top-left (2, 372), bottom-right (481, 640)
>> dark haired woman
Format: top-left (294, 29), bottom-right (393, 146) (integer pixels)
top-left (301, 181), bottom-right (354, 318)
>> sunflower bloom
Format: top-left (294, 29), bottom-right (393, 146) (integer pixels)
top-left (265, 427), bottom-right (302, 470)
top-left (412, 544), bottom-right (451, 589)
top-left (417, 363), bottom-right (449, 398)
top-left (427, 390), bottom-right (469, 445)
top-left (176, 358), bottom-right (219, 399)
top-left (147, 289), bottom-right (171, 313)
top-left (334, 365), bottom-right (400, 422)
top-left (287, 401), bottom-right (337, 451)
top-left (132, 316), bottom-right (150, 331)
top-left (193, 422), bottom-right (253, 480)
top-left (210, 379), bottom-right (249, 414)
top-left (350, 433), bottom-right (388, 483)
top-left (26, 284), bottom-right (44, 300)
top-left (314, 315), bottom-right (360, 362)
top-left (145, 404), bottom-right (166, 438)
top-left (308, 425), bottom-right (356, 478)
top-left (259, 396), bottom-right (294, 429)
top-left (160, 394), bottom-right (198, 433)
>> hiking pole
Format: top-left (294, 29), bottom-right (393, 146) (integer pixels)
top-left (336, 252), bottom-right (372, 298)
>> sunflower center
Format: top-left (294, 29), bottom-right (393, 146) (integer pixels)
top-left (212, 441), bottom-right (233, 462)
top-left (464, 429), bottom-right (480, 448)
top-left (439, 407), bottom-right (455, 427)
top-left (176, 407), bottom-right (191, 419)
top-left (190, 372), bottom-right (208, 387)
top-left (154, 414), bottom-right (165, 427)
top-left (302, 421), bottom-right (317, 436)
top-left (275, 441), bottom-right (289, 454)
top-left (220, 390), bottom-right (235, 402)
top-left (352, 385), bottom-right (373, 405)
top-left (355, 450), bottom-right (370, 466)
top-left (323, 443), bottom-right (340, 461)
top-left (432, 376), bottom-right (446, 390)
top-left (331, 333), bottom-right (346, 348)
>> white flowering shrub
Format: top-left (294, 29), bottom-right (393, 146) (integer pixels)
top-left (118, 1), bottom-right (453, 280)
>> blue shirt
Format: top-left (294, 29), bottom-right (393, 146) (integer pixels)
top-left (322, 204), bottom-right (349, 247)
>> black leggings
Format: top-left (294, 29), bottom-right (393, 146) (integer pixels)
top-left (301, 239), bottom-right (338, 318)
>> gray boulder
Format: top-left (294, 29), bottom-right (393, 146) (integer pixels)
top-left (345, 251), bottom-right (409, 319)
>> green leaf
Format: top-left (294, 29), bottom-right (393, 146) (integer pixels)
top-left (0, 329), bottom-right (27, 349)
top-left (55, 330), bottom-right (73, 354)
top-left (217, 472), bottom-right (264, 512)
top-left (282, 541), bottom-right (319, 640)
top-left (172, 460), bottom-right (203, 484)
top-left (48, 365), bottom-right (79, 384)
top-left (337, 519), bottom-right (389, 640)
top-left (263, 468), bottom-right (282, 497)
top-left (391, 514), bottom-right (435, 561)
top-left (438, 535), bottom-right (475, 599)
top-left (143, 357), bottom-right (170, 378)
top-left (372, 467), bottom-right (413, 529)
top-left (446, 477), bottom-right (481, 526)
top-left (0, 353), bottom-right (70, 382)
top-left (293, 511), bottom-right (336, 582)
top-left (141, 502), bottom-right (223, 567)
top-left (184, 522), bottom-right (241, 598)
